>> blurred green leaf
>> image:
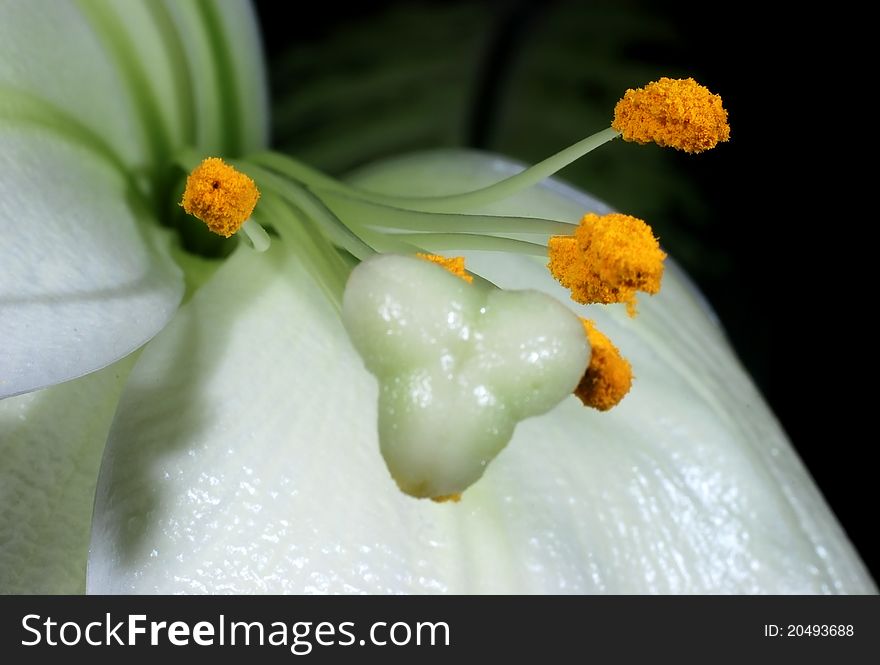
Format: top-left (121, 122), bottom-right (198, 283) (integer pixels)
top-left (264, 0), bottom-right (728, 276)
top-left (269, 3), bottom-right (490, 172)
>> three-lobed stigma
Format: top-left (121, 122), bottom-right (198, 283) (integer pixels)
top-left (342, 254), bottom-right (589, 500)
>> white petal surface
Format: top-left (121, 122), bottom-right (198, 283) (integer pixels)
top-left (0, 0), bottom-right (147, 165)
top-left (89, 152), bottom-right (875, 594)
top-left (0, 0), bottom-right (269, 165)
top-left (0, 355), bottom-right (135, 593)
top-left (0, 130), bottom-right (183, 398)
top-left (1, 0), bottom-right (268, 398)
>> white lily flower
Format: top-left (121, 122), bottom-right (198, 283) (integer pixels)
top-left (1, 0), bottom-right (266, 592)
top-left (1, 1), bottom-right (875, 594)
top-left (80, 149), bottom-right (873, 593)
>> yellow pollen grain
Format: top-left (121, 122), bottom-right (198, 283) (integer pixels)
top-left (431, 493), bottom-right (462, 503)
top-left (575, 319), bottom-right (632, 411)
top-left (612, 77), bottom-right (730, 153)
top-left (181, 157), bottom-right (260, 237)
top-left (548, 212), bottom-right (665, 316)
top-left (416, 253), bottom-right (473, 283)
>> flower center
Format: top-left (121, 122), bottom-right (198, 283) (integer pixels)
top-left (174, 77), bottom-right (729, 500)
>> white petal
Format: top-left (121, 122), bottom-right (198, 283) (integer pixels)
top-left (0, 130), bottom-right (183, 398)
top-left (1, 0), bottom-right (267, 397)
top-left (0, 355), bottom-right (135, 593)
top-left (0, 0), bottom-right (159, 166)
top-left (89, 153), bottom-right (875, 594)
top-left (0, 0), bottom-right (269, 165)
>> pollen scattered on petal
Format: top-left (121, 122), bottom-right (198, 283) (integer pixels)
top-left (416, 253), bottom-right (473, 283)
top-left (181, 157), bottom-right (260, 237)
top-left (548, 212), bottom-right (666, 316)
top-left (612, 77), bottom-right (730, 153)
top-left (575, 318), bottom-right (632, 411)
top-left (431, 493), bottom-right (462, 503)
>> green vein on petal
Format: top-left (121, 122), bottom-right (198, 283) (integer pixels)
top-left (193, 0), bottom-right (244, 155)
top-left (143, 0), bottom-right (198, 146)
top-left (0, 0), bottom-right (146, 166)
top-left (162, 0), bottom-right (269, 156)
top-left (0, 86), bottom-right (128, 175)
top-left (208, 0), bottom-right (271, 153)
top-left (75, 0), bottom-right (175, 167)
top-left (159, 0), bottom-right (225, 154)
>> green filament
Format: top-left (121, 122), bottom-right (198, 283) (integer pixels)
top-left (247, 127), bottom-right (619, 213)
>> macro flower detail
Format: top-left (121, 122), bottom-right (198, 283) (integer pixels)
top-left (1, 0), bottom-right (267, 592)
top-left (548, 212), bottom-right (666, 316)
top-left (86, 151), bottom-right (877, 593)
top-left (342, 254), bottom-right (588, 500)
top-left (574, 319), bottom-right (632, 411)
top-left (181, 157), bottom-right (260, 238)
top-left (0, 0), bottom-right (266, 402)
top-left (416, 253), bottom-right (473, 283)
top-left (612, 77), bottom-right (731, 153)
top-left (2, 0), bottom-right (875, 596)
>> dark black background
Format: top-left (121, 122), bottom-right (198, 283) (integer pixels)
top-left (253, 0), bottom-right (874, 583)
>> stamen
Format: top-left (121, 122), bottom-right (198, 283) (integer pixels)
top-left (575, 319), bottom-right (632, 411)
top-left (248, 128), bottom-right (620, 214)
top-left (181, 157), bottom-right (260, 237)
top-left (241, 218), bottom-right (270, 252)
top-left (612, 77), bottom-right (730, 153)
top-left (416, 253), bottom-right (473, 283)
top-left (548, 212), bottom-right (666, 316)
top-left (164, 69), bottom-right (732, 505)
